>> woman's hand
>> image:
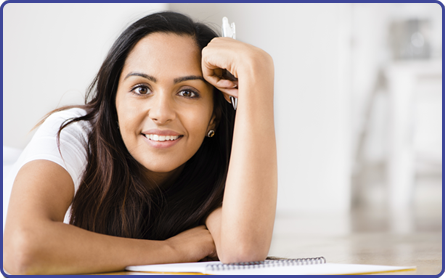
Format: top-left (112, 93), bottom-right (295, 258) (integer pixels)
top-left (201, 37), bottom-right (274, 103)
top-left (165, 225), bottom-right (217, 262)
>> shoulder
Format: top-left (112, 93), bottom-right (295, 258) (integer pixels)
top-left (26, 107), bottom-right (92, 191)
top-left (48, 107), bottom-right (87, 119)
top-left (37, 107), bottom-right (91, 141)
top-left (4, 108), bottom-right (92, 220)
top-left (43, 107), bottom-right (89, 130)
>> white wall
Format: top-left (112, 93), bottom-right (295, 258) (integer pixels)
top-left (170, 3), bottom-right (353, 213)
top-left (3, 3), bottom-right (168, 148)
top-left (4, 3), bottom-right (352, 214)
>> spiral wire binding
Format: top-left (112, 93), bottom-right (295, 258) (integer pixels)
top-left (205, 257), bottom-right (326, 271)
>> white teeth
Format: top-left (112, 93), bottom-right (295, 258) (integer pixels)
top-left (145, 134), bottom-right (180, 141)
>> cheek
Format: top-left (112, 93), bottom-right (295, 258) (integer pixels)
top-left (116, 93), bottom-right (142, 143)
top-left (115, 91), bottom-right (127, 123)
top-left (184, 102), bottom-right (213, 138)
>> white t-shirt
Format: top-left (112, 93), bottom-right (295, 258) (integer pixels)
top-left (4, 108), bottom-right (90, 226)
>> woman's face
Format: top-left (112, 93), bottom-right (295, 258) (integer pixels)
top-left (116, 32), bottom-right (214, 175)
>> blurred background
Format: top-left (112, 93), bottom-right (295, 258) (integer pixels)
top-left (3, 3), bottom-right (442, 273)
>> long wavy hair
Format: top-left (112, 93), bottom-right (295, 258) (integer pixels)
top-left (52, 11), bottom-right (235, 240)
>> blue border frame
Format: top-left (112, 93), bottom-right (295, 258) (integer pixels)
top-left (1, 1), bottom-right (443, 277)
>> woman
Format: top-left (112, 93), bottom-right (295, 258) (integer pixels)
top-left (3, 11), bottom-right (277, 274)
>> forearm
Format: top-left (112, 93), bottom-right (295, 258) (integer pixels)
top-left (4, 219), bottom-right (173, 274)
top-left (208, 53), bottom-right (277, 262)
top-left (4, 160), bottom-right (216, 274)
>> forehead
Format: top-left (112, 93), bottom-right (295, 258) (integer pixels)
top-left (123, 32), bottom-right (202, 76)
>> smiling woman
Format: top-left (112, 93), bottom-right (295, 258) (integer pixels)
top-left (116, 33), bottom-right (215, 175)
top-left (3, 11), bottom-right (277, 275)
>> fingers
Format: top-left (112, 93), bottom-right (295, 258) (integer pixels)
top-left (223, 93), bottom-right (231, 103)
top-left (216, 79), bottom-right (237, 89)
top-left (204, 72), bottom-right (238, 101)
top-left (202, 63), bottom-right (237, 88)
top-left (202, 38), bottom-right (240, 99)
top-left (221, 89), bottom-right (238, 104)
top-left (204, 75), bottom-right (238, 90)
top-left (166, 225), bottom-right (216, 262)
top-left (202, 68), bottom-right (239, 100)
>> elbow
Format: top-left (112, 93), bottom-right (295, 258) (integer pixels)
top-left (219, 242), bottom-right (269, 264)
top-left (4, 226), bottom-right (44, 275)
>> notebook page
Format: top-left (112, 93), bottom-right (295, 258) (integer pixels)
top-left (126, 261), bottom-right (415, 275)
top-left (205, 263), bottom-right (416, 275)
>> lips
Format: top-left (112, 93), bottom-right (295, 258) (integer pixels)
top-left (141, 129), bottom-right (183, 149)
top-left (142, 129), bottom-right (181, 136)
top-left (143, 134), bottom-right (181, 141)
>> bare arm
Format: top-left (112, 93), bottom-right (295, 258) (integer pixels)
top-left (202, 38), bottom-right (278, 263)
top-left (3, 160), bottom-right (215, 274)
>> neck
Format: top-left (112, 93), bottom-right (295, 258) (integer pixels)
top-left (144, 164), bottom-right (185, 188)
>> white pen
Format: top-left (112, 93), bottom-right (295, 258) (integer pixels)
top-left (222, 17), bottom-right (236, 39)
top-left (221, 16), bottom-right (238, 111)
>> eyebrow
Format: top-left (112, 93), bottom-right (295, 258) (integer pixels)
top-left (124, 72), bottom-right (206, 84)
top-left (173, 75), bottom-right (206, 84)
top-left (124, 72), bottom-right (156, 82)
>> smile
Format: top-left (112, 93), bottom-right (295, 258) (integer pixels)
top-left (142, 133), bottom-right (183, 149)
top-left (143, 134), bottom-right (181, 141)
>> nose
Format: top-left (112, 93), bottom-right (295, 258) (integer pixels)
top-left (148, 93), bottom-right (176, 124)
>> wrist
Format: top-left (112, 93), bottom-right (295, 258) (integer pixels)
top-left (237, 50), bottom-right (274, 99)
top-left (239, 48), bottom-right (274, 78)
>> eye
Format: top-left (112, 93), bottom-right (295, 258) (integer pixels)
top-left (131, 85), bottom-right (151, 95)
top-left (178, 89), bottom-right (199, 98)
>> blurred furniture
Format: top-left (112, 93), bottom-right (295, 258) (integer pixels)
top-left (385, 59), bottom-right (441, 212)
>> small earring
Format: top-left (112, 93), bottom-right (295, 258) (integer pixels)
top-left (207, 130), bottom-right (215, 138)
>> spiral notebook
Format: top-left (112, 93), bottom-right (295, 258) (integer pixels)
top-left (125, 257), bottom-right (416, 275)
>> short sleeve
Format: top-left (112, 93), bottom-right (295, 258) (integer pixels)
top-left (3, 108), bottom-right (90, 225)
top-left (17, 108), bottom-right (90, 192)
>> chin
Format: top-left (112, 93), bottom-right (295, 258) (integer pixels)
top-left (141, 160), bottom-right (185, 174)
top-left (147, 165), bottom-right (178, 173)
top-left (132, 152), bottom-right (188, 176)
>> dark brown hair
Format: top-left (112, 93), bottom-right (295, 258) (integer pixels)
top-left (55, 12), bottom-right (235, 240)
